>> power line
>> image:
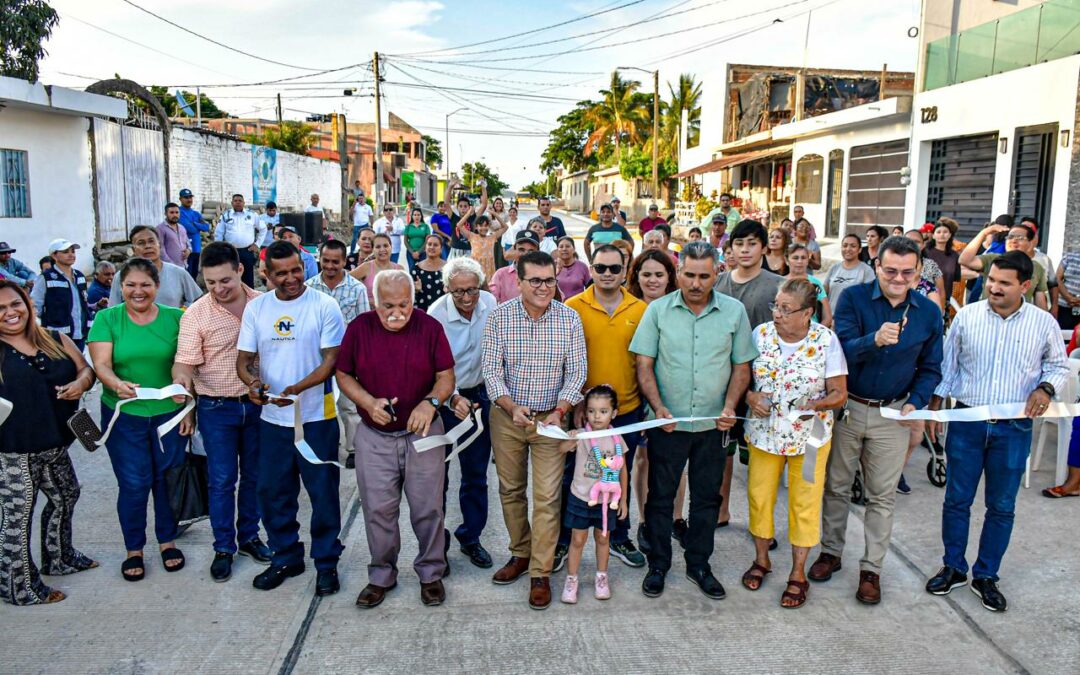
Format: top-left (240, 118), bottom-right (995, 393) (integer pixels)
top-left (382, 78), bottom-right (583, 103)
top-left (387, 58), bottom-right (605, 75)
top-left (388, 0), bottom-right (649, 57)
top-left (118, 0), bottom-right (330, 71)
top-left (160, 64), bottom-right (372, 89)
top-left (384, 62), bottom-right (533, 134)
top-left (413, 125), bottom-right (550, 138)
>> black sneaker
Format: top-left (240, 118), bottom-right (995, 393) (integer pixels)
top-left (642, 568), bottom-right (666, 598)
top-left (897, 474), bottom-right (912, 495)
top-left (210, 552), bottom-right (232, 583)
top-left (925, 566), bottom-right (967, 595)
top-left (610, 540), bottom-right (646, 568)
top-left (552, 543), bottom-right (569, 573)
top-left (345, 453), bottom-right (356, 470)
top-left (672, 519), bottom-right (688, 548)
top-left (238, 538), bottom-right (273, 565)
top-left (971, 578), bottom-right (1007, 612)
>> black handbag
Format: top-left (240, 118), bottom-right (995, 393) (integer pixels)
top-left (165, 447), bottom-right (209, 535)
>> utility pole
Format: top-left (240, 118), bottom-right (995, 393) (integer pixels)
top-left (196, 86), bottom-right (202, 127)
top-left (445, 107), bottom-right (467, 201)
top-left (338, 113), bottom-right (349, 228)
top-left (276, 93), bottom-right (282, 126)
top-left (652, 69), bottom-right (659, 202)
top-left (373, 52), bottom-right (385, 209)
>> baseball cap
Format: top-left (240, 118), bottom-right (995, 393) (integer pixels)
top-left (48, 239), bottom-right (80, 254)
top-left (179, 188), bottom-right (193, 198)
top-left (515, 230), bottom-right (540, 246)
top-left (0, 242), bottom-right (15, 254)
top-left (611, 196), bottom-right (621, 202)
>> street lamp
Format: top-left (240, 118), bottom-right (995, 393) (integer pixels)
top-left (446, 107), bottom-right (467, 193)
top-left (617, 66), bottom-right (660, 202)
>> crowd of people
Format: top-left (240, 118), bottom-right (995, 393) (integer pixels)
top-left (0, 187), bottom-right (1075, 622)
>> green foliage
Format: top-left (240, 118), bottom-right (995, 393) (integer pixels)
top-left (422, 134), bottom-right (443, 169)
top-left (540, 102), bottom-right (598, 175)
top-left (0, 0), bottom-right (58, 82)
top-left (149, 85), bottom-right (230, 119)
top-left (521, 181), bottom-right (547, 199)
top-left (461, 161), bottom-right (509, 196)
top-left (619, 148), bottom-right (677, 182)
top-left (245, 121), bottom-right (315, 155)
top-left (585, 72), bottom-right (649, 159)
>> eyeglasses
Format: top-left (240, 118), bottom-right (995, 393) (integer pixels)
top-left (880, 267), bottom-right (918, 280)
top-left (525, 277), bottom-right (558, 288)
top-left (1005, 234), bottom-right (1029, 241)
top-left (768, 302), bottom-right (810, 317)
top-left (592, 263), bottom-right (624, 275)
top-left (450, 287), bottom-right (481, 298)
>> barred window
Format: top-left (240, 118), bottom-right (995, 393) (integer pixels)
top-left (0, 149), bottom-right (30, 218)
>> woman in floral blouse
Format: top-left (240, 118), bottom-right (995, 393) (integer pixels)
top-left (740, 279), bottom-right (848, 609)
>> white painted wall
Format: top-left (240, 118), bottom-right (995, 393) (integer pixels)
top-left (168, 128), bottom-right (340, 215)
top-left (905, 54), bottom-right (1080, 261)
top-left (0, 107), bottom-right (95, 272)
top-left (678, 64), bottom-right (729, 197)
top-left (792, 118), bottom-right (910, 237)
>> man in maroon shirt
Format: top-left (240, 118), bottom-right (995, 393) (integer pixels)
top-left (637, 203), bottom-right (667, 237)
top-left (336, 268), bottom-right (457, 609)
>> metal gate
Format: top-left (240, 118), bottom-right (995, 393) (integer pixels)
top-left (825, 149), bottom-right (844, 237)
top-left (845, 139), bottom-right (909, 237)
top-left (1010, 123), bottom-right (1056, 251)
top-left (92, 119), bottom-right (166, 244)
top-left (925, 133), bottom-right (998, 241)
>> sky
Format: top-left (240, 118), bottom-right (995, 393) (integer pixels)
top-left (39, 0), bottom-right (923, 190)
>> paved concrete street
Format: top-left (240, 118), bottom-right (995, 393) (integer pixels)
top-left (0, 382), bottom-right (1076, 674)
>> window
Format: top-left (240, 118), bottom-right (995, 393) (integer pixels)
top-left (0, 149), bottom-right (30, 218)
top-left (795, 154), bottom-right (824, 204)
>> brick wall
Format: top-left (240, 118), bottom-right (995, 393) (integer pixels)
top-left (168, 128), bottom-right (340, 217)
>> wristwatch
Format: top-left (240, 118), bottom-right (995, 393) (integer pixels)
top-left (1036, 382), bottom-right (1056, 398)
top-left (428, 396), bottom-right (442, 409)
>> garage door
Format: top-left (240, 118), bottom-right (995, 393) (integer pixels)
top-left (845, 139), bottom-right (909, 238)
top-left (924, 132), bottom-right (998, 241)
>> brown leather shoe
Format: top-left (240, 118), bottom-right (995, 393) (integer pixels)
top-left (856, 571), bottom-right (881, 605)
top-left (355, 582), bottom-right (396, 609)
top-left (808, 552), bottom-right (842, 582)
top-left (420, 579), bottom-right (445, 606)
top-left (528, 577), bottom-right (551, 610)
top-left (492, 556), bottom-right (529, 585)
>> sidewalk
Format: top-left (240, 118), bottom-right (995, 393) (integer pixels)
top-left (0, 390), bottom-right (1076, 673)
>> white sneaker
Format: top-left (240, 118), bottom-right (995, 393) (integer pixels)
top-left (595, 571), bottom-right (611, 600)
top-left (561, 574), bottom-right (579, 604)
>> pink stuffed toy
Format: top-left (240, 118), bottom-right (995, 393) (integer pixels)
top-left (586, 435), bottom-right (624, 534)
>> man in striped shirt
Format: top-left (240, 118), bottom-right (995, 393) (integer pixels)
top-left (925, 251), bottom-right (1068, 612)
top-left (482, 250), bottom-right (587, 610)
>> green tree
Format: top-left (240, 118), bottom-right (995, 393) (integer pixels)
top-left (540, 101), bottom-right (599, 175)
top-left (149, 85), bottom-right (230, 119)
top-left (584, 72), bottom-right (649, 159)
top-left (461, 161), bottom-right (509, 196)
top-left (668, 73), bottom-right (703, 151)
top-left (245, 121), bottom-right (315, 155)
top-left (619, 148), bottom-right (677, 182)
top-left (0, 0), bottom-right (58, 82)
top-left (422, 134), bottom-right (443, 170)
top-left (521, 180), bottom-right (547, 199)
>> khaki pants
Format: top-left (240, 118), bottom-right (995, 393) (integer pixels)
top-left (820, 400), bottom-right (909, 573)
top-left (338, 392), bottom-right (361, 455)
top-left (489, 406), bottom-right (566, 578)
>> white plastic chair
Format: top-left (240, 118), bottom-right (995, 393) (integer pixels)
top-left (1061, 329), bottom-right (1074, 344)
top-left (1025, 359), bottom-right (1080, 488)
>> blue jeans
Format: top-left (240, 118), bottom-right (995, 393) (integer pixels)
top-left (258, 418), bottom-right (343, 570)
top-left (942, 417), bottom-right (1032, 581)
top-left (198, 397), bottom-right (261, 554)
top-left (101, 405), bottom-right (187, 551)
top-left (440, 385), bottom-right (492, 547)
top-left (559, 406), bottom-right (643, 546)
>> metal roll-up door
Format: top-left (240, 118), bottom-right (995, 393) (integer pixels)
top-left (924, 133), bottom-right (998, 241)
top-left (845, 139), bottom-right (909, 238)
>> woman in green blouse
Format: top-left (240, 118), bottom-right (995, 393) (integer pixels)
top-left (403, 208), bottom-right (431, 272)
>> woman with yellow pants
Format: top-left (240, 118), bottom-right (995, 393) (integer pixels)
top-left (741, 279), bottom-right (848, 608)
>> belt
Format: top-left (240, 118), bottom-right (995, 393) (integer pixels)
top-left (460, 384), bottom-right (486, 396)
top-left (955, 401), bottom-right (1002, 423)
top-left (200, 395), bottom-right (250, 403)
top-left (848, 393), bottom-right (902, 408)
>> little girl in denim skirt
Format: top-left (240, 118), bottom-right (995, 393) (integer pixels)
top-left (560, 385), bottom-right (627, 603)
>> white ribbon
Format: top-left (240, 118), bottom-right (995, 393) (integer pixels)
top-left (97, 384), bottom-right (195, 449)
top-left (0, 397), bottom-right (11, 427)
top-left (879, 402), bottom-right (1080, 423)
top-left (413, 408), bottom-right (485, 462)
top-left (265, 391), bottom-right (346, 469)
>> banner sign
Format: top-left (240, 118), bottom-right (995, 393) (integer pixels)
top-left (252, 145), bottom-right (277, 204)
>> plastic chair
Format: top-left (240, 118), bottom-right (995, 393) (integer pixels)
top-left (1025, 359), bottom-right (1080, 488)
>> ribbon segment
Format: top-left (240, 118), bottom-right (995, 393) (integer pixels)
top-left (97, 384), bottom-right (195, 449)
top-left (265, 391), bottom-right (346, 469)
top-left (879, 402), bottom-right (1080, 423)
top-left (414, 408), bottom-right (485, 463)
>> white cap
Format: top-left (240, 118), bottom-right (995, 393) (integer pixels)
top-left (47, 238), bottom-right (80, 254)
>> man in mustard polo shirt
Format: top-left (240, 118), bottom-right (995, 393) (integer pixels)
top-left (552, 244), bottom-right (649, 570)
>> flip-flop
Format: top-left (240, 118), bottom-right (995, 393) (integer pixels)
top-left (161, 547), bottom-right (185, 572)
top-left (741, 561), bottom-right (772, 591)
top-left (1042, 486), bottom-right (1080, 498)
top-left (121, 556), bottom-right (145, 582)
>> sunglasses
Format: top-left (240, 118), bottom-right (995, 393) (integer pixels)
top-left (592, 263), bottom-right (624, 275)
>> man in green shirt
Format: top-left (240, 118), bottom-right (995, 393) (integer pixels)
top-left (959, 223), bottom-right (1048, 309)
top-left (630, 240), bottom-right (757, 600)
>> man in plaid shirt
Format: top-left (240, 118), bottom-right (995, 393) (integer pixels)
top-left (482, 250), bottom-right (587, 610)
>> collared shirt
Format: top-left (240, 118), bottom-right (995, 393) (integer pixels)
top-left (1059, 251), bottom-right (1080, 308)
top-left (305, 272), bottom-right (368, 323)
top-left (629, 290), bottom-right (758, 432)
top-left (565, 286), bottom-right (647, 415)
top-left (214, 209), bottom-right (266, 249)
top-left (30, 267), bottom-right (85, 339)
top-left (178, 206), bottom-right (210, 253)
top-left (489, 265), bottom-right (521, 304)
top-left (259, 213), bottom-right (279, 247)
top-left (157, 220), bottom-right (189, 266)
top-left (87, 279), bottom-right (109, 316)
top-left (428, 290), bottom-right (497, 389)
top-left (373, 216), bottom-right (406, 253)
top-left (482, 298), bottom-right (587, 411)
top-left (935, 300), bottom-right (1069, 406)
top-left (0, 258), bottom-right (35, 286)
top-left (833, 281), bottom-right (944, 409)
top-left (175, 285), bottom-right (261, 398)
top-left (300, 248), bottom-right (319, 280)
top-left (109, 262), bottom-right (202, 309)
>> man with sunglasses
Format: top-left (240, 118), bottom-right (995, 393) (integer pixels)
top-left (959, 222), bottom-right (1049, 310)
top-left (428, 257), bottom-right (498, 571)
top-left (811, 236), bottom-right (943, 605)
top-left (482, 250), bottom-right (587, 610)
top-left (557, 245), bottom-right (649, 570)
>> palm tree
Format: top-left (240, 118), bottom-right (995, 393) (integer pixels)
top-left (667, 73), bottom-right (702, 152)
top-left (584, 72), bottom-right (649, 159)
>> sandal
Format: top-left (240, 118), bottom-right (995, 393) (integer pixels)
top-left (741, 561), bottom-right (772, 591)
top-left (121, 555), bottom-right (145, 582)
top-left (161, 547), bottom-right (185, 572)
top-left (44, 589), bottom-right (67, 604)
top-left (781, 579), bottom-right (809, 609)
top-left (1042, 485), bottom-right (1080, 498)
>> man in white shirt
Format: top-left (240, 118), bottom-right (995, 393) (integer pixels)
top-left (236, 239), bottom-right (346, 597)
top-left (215, 193), bottom-right (266, 288)
top-left (373, 205), bottom-right (406, 263)
top-left (304, 193), bottom-right (327, 230)
top-left (427, 257), bottom-right (497, 570)
top-left (259, 201), bottom-right (280, 248)
top-left (350, 191), bottom-right (375, 254)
